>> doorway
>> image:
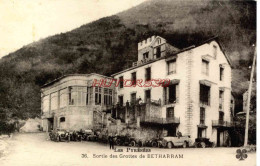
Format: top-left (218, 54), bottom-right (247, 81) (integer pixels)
top-left (47, 118), bottom-right (54, 132)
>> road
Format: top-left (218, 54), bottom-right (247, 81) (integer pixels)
top-left (0, 133), bottom-right (256, 166)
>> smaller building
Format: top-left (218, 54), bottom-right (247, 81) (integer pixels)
top-left (41, 73), bottom-right (115, 131)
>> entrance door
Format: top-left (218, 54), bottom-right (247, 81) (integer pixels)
top-left (198, 128), bottom-right (203, 138)
top-left (167, 126), bottom-right (176, 136)
top-left (47, 118), bottom-right (54, 132)
top-left (217, 129), bottom-right (220, 147)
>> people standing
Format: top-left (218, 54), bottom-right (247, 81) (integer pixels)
top-left (108, 133), bottom-right (114, 149)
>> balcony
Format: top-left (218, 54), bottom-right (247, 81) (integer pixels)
top-left (164, 99), bottom-right (177, 105)
top-left (212, 120), bottom-right (233, 128)
top-left (197, 120), bottom-right (207, 128)
top-left (141, 116), bottom-right (180, 125)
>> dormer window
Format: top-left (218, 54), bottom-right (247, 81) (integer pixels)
top-left (158, 39), bottom-right (161, 44)
top-left (143, 52), bottom-right (149, 60)
top-left (156, 46), bottom-right (161, 58)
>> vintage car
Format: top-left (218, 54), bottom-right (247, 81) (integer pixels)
top-left (86, 131), bottom-right (99, 141)
top-left (73, 129), bottom-right (93, 141)
top-left (194, 138), bottom-right (216, 148)
top-left (115, 135), bottom-right (136, 146)
top-left (161, 136), bottom-right (192, 148)
top-left (144, 138), bottom-right (162, 147)
top-left (49, 128), bottom-right (71, 142)
top-left (70, 130), bottom-right (83, 141)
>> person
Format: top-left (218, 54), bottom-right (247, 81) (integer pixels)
top-left (177, 131), bottom-right (182, 138)
top-left (126, 100), bottom-right (130, 108)
top-left (108, 133), bottom-right (114, 149)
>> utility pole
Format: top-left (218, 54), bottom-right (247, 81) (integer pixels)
top-left (244, 45), bottom-right (256, 147)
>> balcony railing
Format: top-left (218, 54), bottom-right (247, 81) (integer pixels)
top-left (197, 120), bottom-right (207, 128)
top-left (212, 120), bottom-right (232, 127)
top-left (164, 99), bottom-right (176, 105)
top-left (141, 116), bottom-right (180, 124)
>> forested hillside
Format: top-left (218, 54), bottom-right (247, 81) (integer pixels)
top-left (0, 0), bottom-right (256, 123)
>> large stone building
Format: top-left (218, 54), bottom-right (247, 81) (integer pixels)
top-left (41, 36), bottom-right (234, 146)
top-left (112, 36), bottom-right (233, 146)
top-left (41, 74), bottom-right (115, 131)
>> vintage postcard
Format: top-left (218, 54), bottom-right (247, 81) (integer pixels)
top-left (0, 0), bottom-right (257, 166)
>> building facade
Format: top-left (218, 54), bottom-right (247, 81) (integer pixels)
top-left (41, 74), bottom-right (115, 131)
top-left (112, 36), bottom-right (233, 146)
top-left (41, 36), bottom-right (234, 146)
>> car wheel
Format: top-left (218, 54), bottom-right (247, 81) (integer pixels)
top-left (194, 142), bottom-right (198, 148)
top-left (115, 139), bottom-right (121, 146)
top-left (167, 142), bottom-right (173, 149)
top-left (138, 141), bottom-right (143, 147)
top-left (201, 142), bottom-right (206, 148)
top-left (211, 142), bottom-right (216, 148)
top-left (130, 140), bottom-right (136, 147)
top-left (183, 142), bottom-right (188, 148)
top-left (152, 141), bottom-right (157, 147)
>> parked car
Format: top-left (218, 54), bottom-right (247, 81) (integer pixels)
top-left (85, 130), bottom-right (98, 141)
top-left (161, 135), bottom-right (192, 148)
top-left (115, 135), bottom-right (136, 146)
top-left (49, 128), bottom-right (71, 142)
top-left (144, 138), bottom-right (162, 147)
top-left (71, 130), bottom-right (83, 141)
top-left (194, 138), bottom-right (215, 148)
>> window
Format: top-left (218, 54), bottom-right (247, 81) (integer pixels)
top-left (219, 111), bottom-right (224, 122)
top-left (77, 87), bottom-right (87, 106)
top-left (131, 72), bottom-right (136, 86)
top-left (104, 88), bottom-right (113, 105)
top-left (219, 90), bottom-right (224, 110)
top-left (145, 89), bottom-right (151, 103)
top-left (168, 59), bottom-right (176, 74)
top-left (95, 87), bottom-right (102, 105)
top-left (86, 87), bottom-right (91, 105)
top-left (200, 84), bottom-right (210, 105)
top-left (109, 89), bottom-right (113, 105)
top-left (158, 38), bottom-right (161, 44)
top-left (68, 86), bottom-right (75, 105)
top-left (118, 96), bottom-right (124, 106)
top-left (166, 107), bottom-right (174, 118)
top-left (202, 59), bottom-right (209, 75)
top-left (164, 84), bottom-right (178, 104)
top-left (119, 76), bottom-right (124, 89)
top-left (68, 86), bottom-right (87, 106)
top-left (143, 52), bottom-right (149, 60)
top-left (130, 93), bottom-right (136, 105)
top-left (50, 92), bottom-right (58, 110)
top-left (213, 45), bottom-right (217, 58)
top-left (156, 46), bottom-right (161, 58)
top-left (220, 67), bottom-right (224, 81)
top-left (200, 107), bottom-right (205, 125)
top-left (60, 117), bottom-right (65, 122)
top-left (145, 67), bottom-right (151, 81)
top-left (42, 95), bottom-right (50, 113)
top-left (59, 88), bottom-right (67, 108)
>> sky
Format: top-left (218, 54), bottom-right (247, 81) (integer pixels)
top-left (0, 0), bottom-right (147, 58)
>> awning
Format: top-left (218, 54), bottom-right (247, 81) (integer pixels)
top-left (199, 80), bottom-right (216, 86)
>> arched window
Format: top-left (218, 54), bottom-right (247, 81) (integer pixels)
top-left (60, 117), bottom-right (65, 122)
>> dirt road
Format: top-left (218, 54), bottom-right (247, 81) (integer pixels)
top-left (0, 133), bottom-right (256, 166)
